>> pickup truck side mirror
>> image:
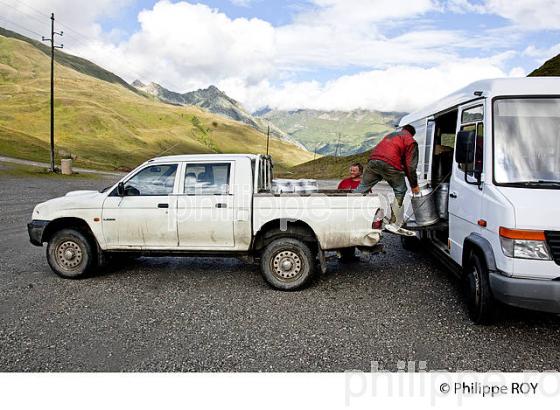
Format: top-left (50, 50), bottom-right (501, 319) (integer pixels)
top-left (455, 130), bottom-right (476, 165)
top-left (117, 182), bottom-right (125, 196)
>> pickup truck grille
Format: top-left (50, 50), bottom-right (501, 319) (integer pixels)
top-left (545, 231), bottom-right (560, 265)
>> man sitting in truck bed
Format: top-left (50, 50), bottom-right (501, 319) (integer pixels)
top-left (355, 124), bottom-right (420, 235)
top-left (337, 162), bottom-right (363, 190)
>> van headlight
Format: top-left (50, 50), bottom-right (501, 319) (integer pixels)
top-left (499, 227), bottom-right (552, 261)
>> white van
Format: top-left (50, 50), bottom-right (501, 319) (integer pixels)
top-left (399, 77), bottom-right (560, 323)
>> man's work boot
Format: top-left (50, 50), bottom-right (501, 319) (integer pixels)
top-left (385, 198), bottom-right (415, 237)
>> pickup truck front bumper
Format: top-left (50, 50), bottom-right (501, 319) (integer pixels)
top-left (27, 220), bottom-right (49, 246)
top-left (489, 271), bottom-right (560, 314)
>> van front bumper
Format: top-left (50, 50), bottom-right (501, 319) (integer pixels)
top-left (27, 220), bottom-right (49, 246)
top-left (489, 271), bottom-right (560, 314)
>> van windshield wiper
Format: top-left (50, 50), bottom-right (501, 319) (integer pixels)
top-left (511, 180), bottom-right (560, 188)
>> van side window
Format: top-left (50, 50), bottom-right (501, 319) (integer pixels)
top-left (461, 105), bottom-right (483, 123)
top-left (458, 122), bottom-right (484, 175)
top-left (185, 163), bottom-right (231, 195)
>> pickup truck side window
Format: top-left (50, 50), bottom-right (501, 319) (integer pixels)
top-left (185, 163), bottom-right (231, 195)
top-left (124, 164), bottom-right (178, 196)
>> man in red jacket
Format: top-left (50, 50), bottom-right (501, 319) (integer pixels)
top-left (355, 124), bottom-right (420, 234)
top-left (337, 162), bottom-right (363, 190)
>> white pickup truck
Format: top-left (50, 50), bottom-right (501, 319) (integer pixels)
top-left (28, 154), bottom-right (384, 290)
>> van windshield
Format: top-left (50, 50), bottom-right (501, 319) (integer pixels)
top-left (494, 98), bottom-right (560, 187)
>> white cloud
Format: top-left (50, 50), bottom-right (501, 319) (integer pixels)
top-left (524, 43), bottom-right (560, 61)
top-left (445, 0), bottom-right (560, 30)
top-left (485, 0), bottom-right (560, 30)
top-left (0, 0), bottom-right (528, 113)
top-left (75, 1), bottom-right (483, 88)
top-left (300, 0), bottom-right (437, 25)
top-left (228, 0), bottom-right (254, 7)
top-left (219, 58), bottom-right (509, 113)
top-left (1, 0), bottom-right (132, 38)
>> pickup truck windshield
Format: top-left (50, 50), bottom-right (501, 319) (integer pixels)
top-left (494, 98), bottom-right (560, 187)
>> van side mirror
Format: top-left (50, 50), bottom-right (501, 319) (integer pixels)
top-left (117, 182), bottom-right (125, 196)
top-left (455, 130), bottom-right (476, 165)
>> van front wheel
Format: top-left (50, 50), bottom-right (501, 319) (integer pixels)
top-left (260, 238), bottom-right (315, 291)
top-left (464, 251), bottom-right (494, 324)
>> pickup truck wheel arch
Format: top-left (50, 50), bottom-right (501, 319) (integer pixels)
top-left (42, 218), bottom-right (103, 267)
top-left (252, 220), bottom-right (319, 253)
top-left (42, 218), bottom-right (96, 244)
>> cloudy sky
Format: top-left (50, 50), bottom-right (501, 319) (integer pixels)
top-left (2, 0), bottom-right (559, 112)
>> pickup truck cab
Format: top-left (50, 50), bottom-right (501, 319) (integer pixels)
top-left (400, 77), bottom-right (560, 322)
top-left (28, 154), bottom-right (383, 290)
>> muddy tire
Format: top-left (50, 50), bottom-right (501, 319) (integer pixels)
top-left (46, 228), bottom-right (96, 279)
top-left (260, 238), bottom-right (315, 291)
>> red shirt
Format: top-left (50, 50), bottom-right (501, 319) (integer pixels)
top-left (370, 129), bottom-right (419, 188)
top-left (338, 178), bottom-right (361, 190)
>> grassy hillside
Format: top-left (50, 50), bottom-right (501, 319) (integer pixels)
top-left (528, 53), bottom-right (560, 76)
top-left (0, 34), bottom-right (314, 171)
top-left (280, 151), bottom-right (371, 179)
top-left (0, 27), bottom-right (138, 94)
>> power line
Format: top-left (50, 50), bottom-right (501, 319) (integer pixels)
top-left (0, 15), bottom-right (43, 38)
top-left (4, 0), bottom-right (51, 19)
top-left (0, 0), bottom-right (148, 83)
top-left (0, 0), bottom-right (48, 29)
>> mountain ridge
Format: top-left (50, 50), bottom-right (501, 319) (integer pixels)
top-left (132, 80), bottom-right (304, 149)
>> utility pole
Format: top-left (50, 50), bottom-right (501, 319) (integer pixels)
top-left (42, 13), bottom-right (63, 172)
top-left (266, 125), bottom-right (270, 156)
top-left (334, 132), bottom-right (341, 161)
top-left (313, 143), bottom-right (320, 174)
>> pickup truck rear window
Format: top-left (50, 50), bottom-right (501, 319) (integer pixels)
top-left (185, 163), bottom-right (231, 195)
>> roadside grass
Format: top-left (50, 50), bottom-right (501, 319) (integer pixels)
top-left (0, 162), bottom-right (101, 179)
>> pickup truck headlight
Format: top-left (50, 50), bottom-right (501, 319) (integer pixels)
top-left (499, 227), bottom-right (552, 261)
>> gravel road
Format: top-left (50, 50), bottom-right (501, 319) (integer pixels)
top-left (1, 173), bottom-right (559, 372)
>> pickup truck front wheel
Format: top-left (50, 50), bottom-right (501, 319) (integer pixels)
top-left (260, 238), bottom-right (315, 291)
top-left (46, 228), bottom-right (95, 279)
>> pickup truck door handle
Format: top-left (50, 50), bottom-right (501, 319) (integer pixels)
top-left (215, 203), bottom-right (227, 208)
top-left (449, 192), bottom-right (458, 199)
top-left (158, 203), bottom-right (169, 208)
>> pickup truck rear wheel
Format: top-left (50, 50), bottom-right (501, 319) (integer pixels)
top-left (46, 228), bottom-right (95, 279)
top-left (260, 238), bottom-right (315, 290)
